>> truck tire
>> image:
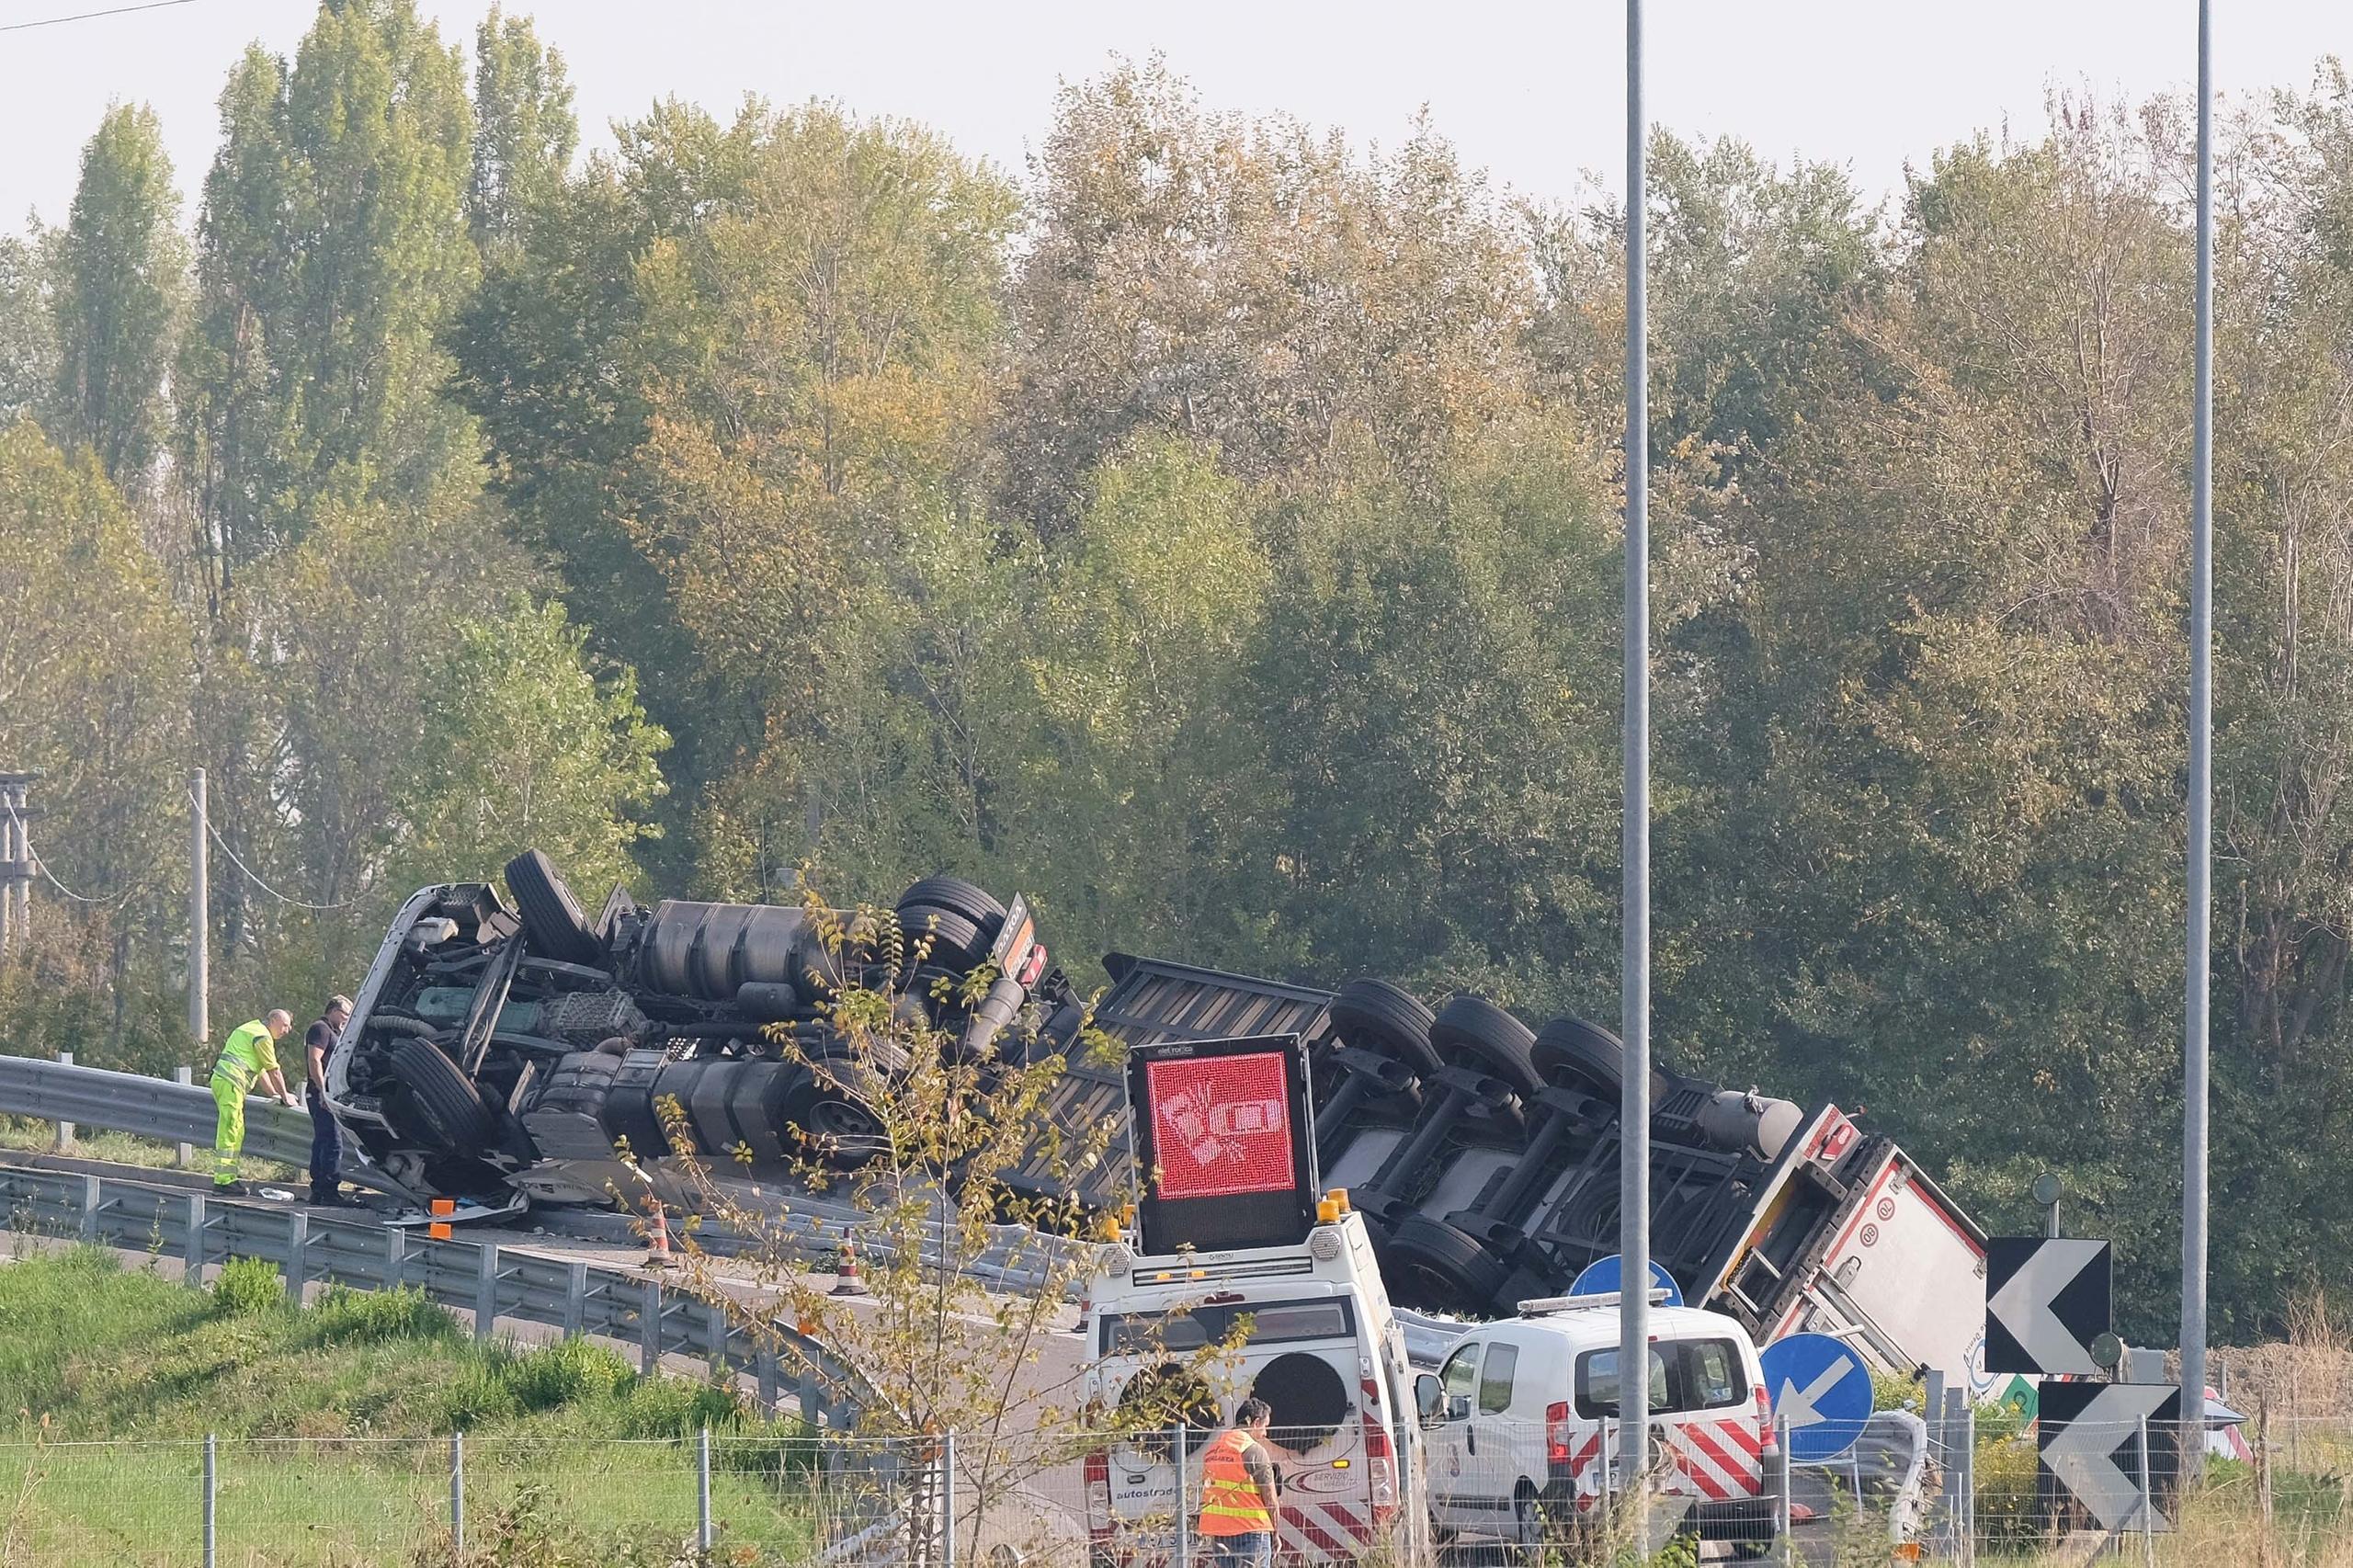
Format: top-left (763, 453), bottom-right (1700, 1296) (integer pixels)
top-left (504, 849), bottom-right (607, 968)
top-left (1329, 978), bottom-right (1443, 1076)
top-left (384, 1036), bottom-right (494, 1152)
top-left (1381, 1214), bottom-right (1511, 1314)
top-left (895, 904), bottom-right (986, 969)
top-left (779, 1053), bottom-right (890, 1168)
top-left (1429, 995), bottom-right (1544, 1098)
top-left (1531, 1016), bottom-right (1624, 1098)
top-left (897, 875), bottom-right (1006, 934)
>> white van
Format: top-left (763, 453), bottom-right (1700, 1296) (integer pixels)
top-left (1417, 1296), bottom-right (1777, 1558)
top-left (1082, 1206), bottom-right (1415, 1566)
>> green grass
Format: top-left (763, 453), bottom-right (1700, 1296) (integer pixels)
top-left (0, 1247), bottom-right (829, 1564)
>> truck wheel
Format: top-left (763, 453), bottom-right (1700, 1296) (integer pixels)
top-left (1329, 978), bottom-right (1443, 1075)
top-left (1380, 1215), bottom-right (1511, 1313)
top-left (897, 875), bottom-right (1006, 932)
top-left (1531, 1016), bottom-right (1624, 1098)
top-left (504, 850), bottom-right (608, 968)
top-left (384, 1036), bottom-right (494, 1152)
top-left (895, 876), bottom-right (1004, 969)
top-left (1430, 996), bottom-right (1544, 1097)
top-left (894, 904), bottom-right (987, 970)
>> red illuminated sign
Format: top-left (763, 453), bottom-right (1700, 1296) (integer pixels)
top-left (1144, 1051), bottom-right (1297, 1199)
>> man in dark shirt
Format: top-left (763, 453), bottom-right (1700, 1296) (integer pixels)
top-left (305, 994), bottom-right (355, 1206)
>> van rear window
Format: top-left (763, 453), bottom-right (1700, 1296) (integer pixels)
top-left (1574, 1338), bottom-right (1749, 1418)
top-left (1100, 1299), bottom-right (1355, 1358)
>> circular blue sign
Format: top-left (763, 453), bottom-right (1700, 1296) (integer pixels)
top-left (1758, 1333), bottom-right (1873, 1462)
top-left (1568, 1255), bottom-right (1685, 1307)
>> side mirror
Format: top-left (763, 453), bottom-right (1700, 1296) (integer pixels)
top-left (1415, 1373), bottom-right (1444, 1424)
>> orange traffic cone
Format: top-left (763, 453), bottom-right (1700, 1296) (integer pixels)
top-left (643, 1201), bottom-right (676, 1269)
top-left (832, 1231), bottom-right (870, 1297)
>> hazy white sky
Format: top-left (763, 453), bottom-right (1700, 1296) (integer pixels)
top-left (0, 0), bottom-right (2345, 228)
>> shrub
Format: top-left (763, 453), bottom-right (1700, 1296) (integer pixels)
top-left (615, 1373), bottom-right (747, 1439)
top-left (211, 1256), bottom-right (282, 1318)
top-left (309, 1284), bottom-right (458, 1346)
top-left (503, 1337), bottom-right (631, 1412)
top-left (441, 1363), bottom-right (520, 1431)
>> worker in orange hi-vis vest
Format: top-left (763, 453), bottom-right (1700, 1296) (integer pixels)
top-left (1197, 1397), bottom-right (1279, 1568)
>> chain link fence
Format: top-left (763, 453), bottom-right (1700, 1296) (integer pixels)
top-left (0, 1412), bottom-right (2340, 1567)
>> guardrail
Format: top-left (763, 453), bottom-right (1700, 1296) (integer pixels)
top-left (0, 1161), bottom-right (871, 1430)
top-left (0, 1052), bottom-right (318, 1170)
top-left (0, 1051), bottom-right (1080, 1296)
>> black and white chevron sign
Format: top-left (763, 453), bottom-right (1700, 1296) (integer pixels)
top-left (2039, 1382), bottom-right (2180, 1534)
top-left (1984, 1236), bottom-right (2110, 1375)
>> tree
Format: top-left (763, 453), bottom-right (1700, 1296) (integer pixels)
top-left (0, 233), bottom-right (57, 427)
top-left (1002, 59), bottom-right (1534, 533)
top-left (621, 101), bottom-right (1016, 886)
top-left (179, 0), bottom-right (479, 590)
top-left (402, 597), bottom-right (668, 896)
top-left (50, 104), bottom-right (187, 491)
top-left (468, 6), bottom-right (575, 248)
top-left (0, 421), bottom-right (196, 1065)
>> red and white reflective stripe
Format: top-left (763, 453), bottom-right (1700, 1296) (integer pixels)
top-left (1662, 1418), bottom-right (1763, 1501)
top-left (1274, 1499), bottom-right (1375, 1563)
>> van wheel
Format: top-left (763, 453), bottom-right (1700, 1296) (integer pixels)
top-left (1511, 1482), bottom-right (1548, 1562)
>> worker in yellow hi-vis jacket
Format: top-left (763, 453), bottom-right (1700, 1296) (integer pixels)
top-left (210, 1011), bottom-right (298, 1195)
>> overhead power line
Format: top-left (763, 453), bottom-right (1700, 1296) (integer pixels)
top-left (0, 0), bottom-right (193, 35)
top-left (187, 789), bottom-right (355, 912)
top-left (1, 801), bottom-right (124, 905)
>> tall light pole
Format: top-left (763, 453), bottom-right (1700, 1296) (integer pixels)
top-left (1619, 0), bottom-right (1654, 1495)
top-left (2183, 0), bottom-right (2213, 1473)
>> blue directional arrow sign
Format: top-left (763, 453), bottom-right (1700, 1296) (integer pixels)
top-left (1760, 1333), bottom-right (1873, 1463)
top-left (1569, 1255), bottom-right (1684, 1306)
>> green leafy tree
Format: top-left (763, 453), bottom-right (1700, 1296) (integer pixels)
top-left (179, 0), bottom-right (479, 589)
top-left (50, 104), bottom-right (188, 491)
top-left (0, 233), bottom-right (57, 428)
top-left (403, 597), bottom-right (668, 896)
top-left (468, 6), bottom-right (575, 248)
top-left (0, 421), bottom-right (195, 1063)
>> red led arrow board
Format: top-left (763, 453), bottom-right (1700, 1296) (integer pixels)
top-left (1128, 1034), bottom-right (1317, 1254)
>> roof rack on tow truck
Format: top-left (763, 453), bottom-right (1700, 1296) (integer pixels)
top-left (1515, 1288), bottom-right (1677, 1315)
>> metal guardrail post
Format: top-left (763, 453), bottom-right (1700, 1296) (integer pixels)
top-left (1600, 1417), bottom-right (1613, 1537)
top-left (1175, 1424), bottom-right (1188, 1568)
top-left (1773, 1416), bottom-right (1792, 1568)
top-left (475, 1243), bottom-right (499, 1342)
top-left (705, 1301), bottom-right (727, 1378)
top-left (176, 1066), bottom-right (193, 1167)
top-left (286, 1211), bottom-right (309, 1304)
top-left (202, 1432), bottom-right (216, 1568)
top-left (80, 1174), bottom-right (100, 1243)
top-left (384, 1224), bottom-right (405, 1290)
top-left (184, 1192), bottom-right (206, 1290)
top-left (698, 1425), bottom-right (714, 1552)
top-left (943, 1427), bottom-right (957, 1568)
top-left (565, 1260), bottom-right (587, 1335)
top-left (450, 1431), bottom-right (465, 1559)
top-left (640, 1276), bottom-right (662, 1373)
top-left (1961, 1404), bottom-right (1977, 1567)
top-left (53, 1051), bottom-right (71, 1150)
top-left (756, 1343), bottom-right (779, 1415)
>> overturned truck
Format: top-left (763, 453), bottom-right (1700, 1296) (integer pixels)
top-left (327, 853), bottom-right (1989, 1390)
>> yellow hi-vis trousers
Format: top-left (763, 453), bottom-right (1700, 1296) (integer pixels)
top-left (210, 1067), bottom-right (249, 1187)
